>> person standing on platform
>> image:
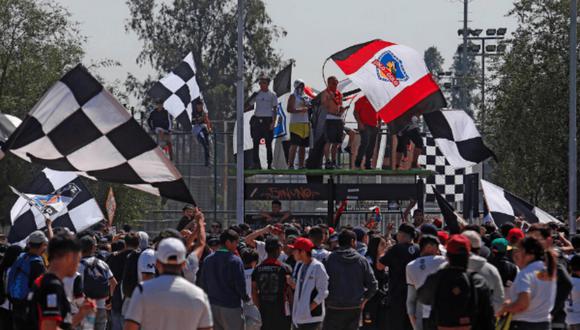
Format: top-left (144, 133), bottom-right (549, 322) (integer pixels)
top-left (246, 75), bottom-right (278, 170)
top-left (322, 76), bottom-right (345, 169)
top-left (353, 97), bottom-right (379, 170)
top-left (287, 79), bottom-right (311, 169)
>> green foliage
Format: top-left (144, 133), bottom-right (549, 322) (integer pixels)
top-left (486, 0), bottom-right (579, 215)
top-left (449, 50), bottom-right (481, 115)
top-left (424, 46), bottom-right (444, 75)
top-left (0, 0), bottom-right (84, 225)
top-left (125, 0), bottom-right (285, 121)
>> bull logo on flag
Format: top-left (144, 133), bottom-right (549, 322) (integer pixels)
top-left (372, 51), bottom-right (409, 87)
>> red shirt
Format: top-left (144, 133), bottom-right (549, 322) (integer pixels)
top-left (355, 97), bottom-right (378, 127)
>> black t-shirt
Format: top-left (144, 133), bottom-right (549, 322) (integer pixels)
top-left (251, 258), bottom-right (291, 319)
top-left (26, 254), bottom-right (46, 290)
top-left (32, 273), bottom-right (72, 330)
top-left (176, 216), bottom-right (192, 231)
top-left (379, 242), bottom-right (419, 298)
top-left (107, 249), bottom-right (132, 311)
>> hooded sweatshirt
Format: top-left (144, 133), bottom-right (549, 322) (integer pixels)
top-left (467, 254), bottom-right (505, 313)
top-left (325, 247), bottom-right (378, 308)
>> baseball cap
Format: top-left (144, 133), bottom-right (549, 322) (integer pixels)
top-left (433, 218), bottom-right (443, 229)
top-left (420, 224), bottom-right (438, 237)
top-left (398, 223), bottom-right (416, 238)
top-left (353, 227), bottom-right (369, 241)
top-left (461, 230), bottom-right (482, 249)
top-left (156, 238), bottom-right (186, 264)
top-left (265, 236), bottom-right (282, 253)
top-left (287, 237), bottom-right (314, 252)
top-left (507, 228), bottom-right (525, 244)
top-left (437, 231), bottom-right (449, 245)
top-left (182, 205), bottom-right (195, 211)
top-left (28, 230), bottom-right (48, 245)
top-left (491, 238), bottom-right (509, 253)
top-left (138, 248), bottom-right (156, 275)
top-left (207, 235), bottom-right (220, 247)
top-left (446, 234), bottom-right (471, 255)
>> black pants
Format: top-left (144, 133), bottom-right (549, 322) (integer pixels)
top-left (195, 126), bottom-right (211, 165)
top-left (355, 126), bottom-right (378, 168)
top-left (12, 302), bottom-right (31, 330)
top-left (510, 321), bottom-right (551, 330)
top-left (293, 322), bottom-right (321, 330)
top-left (250, 116), bottom-right (273, 168)
top-left (322, 308), bottom-right (360, 330)
top-left (0, 308), bottom-right (13, 330)
top-left (386, 302), bottom-right (413, 330)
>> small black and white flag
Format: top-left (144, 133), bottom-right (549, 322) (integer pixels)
top-left (4, 65), bottom-right (194, 204)
top-left (481, 179), bottom-right (561, 226)
top-left (0, 113), bottom-right (22, 160)
top-left (148, 52), bottom-right (201, 131)
top-left (423, 110), bottom-right (495, 169)
top-left (9, 169), bottom-right (104, 244)
top-left (433, 187), bottom-right (467, 234)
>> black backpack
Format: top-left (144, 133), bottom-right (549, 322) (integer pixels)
top-left (430, 269), bottom-right (494, 330)
top-left (81, 258), bottom-right (110, 299)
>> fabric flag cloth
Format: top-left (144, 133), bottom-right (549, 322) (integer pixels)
top-left (4, 65), bottom-right (195, 204)
top-left (148, 52), bottom-right (201, 130)
top-left (481, 180), bottom-right (561, 226)
top-left (419, 134), bottom-right (472, 203)
top-left (9, 169), bottom-right (104, 244)
top-left (0, 113), bottom-right (22, 160)
top-left (105, 187), bottom-right (116, 227)
top-left (423, 110), bottom-right (496, 169)
top-left (330, 39), bottom-right (446, 132)
top-left (433, 187), bottom-right (467, 234)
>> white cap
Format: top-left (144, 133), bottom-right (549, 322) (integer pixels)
top-left (156, 238), bottom-right (186, 264)
top-left (294, 79), bottom-right (305, 89)
top-left (138, 248), bottom-right (156, 277)
top-left (461, 230), bottom-right (482, 249)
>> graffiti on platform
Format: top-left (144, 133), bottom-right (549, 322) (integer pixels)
top-left (262, 187), bottom-right (321, 200)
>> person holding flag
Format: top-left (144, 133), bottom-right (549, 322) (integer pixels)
top-left (192, 99), bottom-right (212, 167)
top-left (287, 79), bottom-right (311, 169)
top-left (322, 76), bottom-right (345, 169)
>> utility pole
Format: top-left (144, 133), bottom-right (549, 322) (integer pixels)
top-left (569, 0), bottom-right (577, 234)
top-left (461, 0), bottom-right (469, 112)
top-left (236, 0), bottom-right (245, 224)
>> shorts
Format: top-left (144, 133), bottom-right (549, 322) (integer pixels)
top-left (291, 133), bottom-right (309, 147)
top-left (397, 128), bottom-right (423, 153)
top-left (325, 120), bottom-right (344, 144)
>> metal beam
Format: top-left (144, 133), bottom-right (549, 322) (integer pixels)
top-left (236, 0), bottom-right (245, 224)
top-left (569, 0), bottom-right (578, 234)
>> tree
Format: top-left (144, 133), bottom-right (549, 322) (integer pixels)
top-left (424, 46), bottom-right (444, 75)
top-left (125, 0), bottom-right (286, 121)
top-left (485, 0), bottom-right (579, 215)
top-left (449, 49), bottom-right (481, 116)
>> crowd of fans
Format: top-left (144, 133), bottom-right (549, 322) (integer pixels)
top-left (0, 205), bottom-right (579, 330)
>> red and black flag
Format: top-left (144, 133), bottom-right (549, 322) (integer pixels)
top-left (330, 39), bottom-right (446, 131)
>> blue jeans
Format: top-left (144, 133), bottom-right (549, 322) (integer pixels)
top-left (109, 309), bottom-right (124, 330)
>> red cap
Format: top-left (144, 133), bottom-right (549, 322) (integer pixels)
top-left (287, 237), bottom-right (314, 252)
top-left (507, 228), bottom-right (525, 244)
top-left (437, 231), bottom-right (449, 245)
top-left (328, 227), bottom-right (335, 235)
top-left (446, 234), bottom-right (471, 255)
top-left (433, 218), bottom-right (443, 229)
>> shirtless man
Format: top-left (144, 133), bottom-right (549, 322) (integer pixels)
top-left (322, 76), bottom-right (345, 169)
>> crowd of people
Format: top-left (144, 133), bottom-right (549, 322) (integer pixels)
top-left (0, 205), bottom-right (579, 330)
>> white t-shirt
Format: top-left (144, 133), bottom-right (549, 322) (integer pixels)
top-left (406, 255), bottom-right (446, 318)
top-left (253, 90), bottom-right (278, 118)
top-left (183, 253), bottom-right (200, 284)
top-left (511, 260), bottom-right (556, 323)
top-left (566, 277), bottom-right (580, 325)
top-left (125, 274), bottom-right (212, 330)
top-left (78, 257), bottom-right (114, 309)
top-left (138, 249), bottom-right (156, 282)
top-left (63, 272), bottom-right (83, 314)
top-left (290, 94), bottom-right (309, 123)
top-left (256, 240), bottom-right (286, 263)
top-left (244, 268), bottom-right (254, 304)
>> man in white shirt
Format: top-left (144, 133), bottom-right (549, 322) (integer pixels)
top-left (124, 238), bottom-right (213, 330)
top-left (246, 76), bottom-right (278, 169)
top-left (406, 235), bottom-right (445, 330)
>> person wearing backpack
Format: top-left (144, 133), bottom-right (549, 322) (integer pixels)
top-left (8, 230), bottom-right (48, 330)
top-left (0, 245), bottom-right (23, 330)
top-left (418, 235), bottom-right (495, 330)
top-left (79, 235), bottom-right (117, 330)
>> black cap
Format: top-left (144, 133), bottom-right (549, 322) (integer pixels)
top-left (182, 205), bottom-right (195, 211)
top-left (398, 223), bottom-right (416, 238)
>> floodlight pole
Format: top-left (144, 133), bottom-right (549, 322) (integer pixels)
top-left (236, 0), bottom-right (245, 225)
top-left (569, 0), bottom-right (577, 234)
top-left (461, 0), bottom-right (469, 111)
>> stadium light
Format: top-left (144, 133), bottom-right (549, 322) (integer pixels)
top-left (485, 45), bottom-right (497, 52)
top-left (497, 28), bottom-right (508, 36)
top-left (496, 44), bottom-right (507, 53)
top-left (471, 29), bottom-right (483, 36)
top-left (486, 29), bottom-right (497, 36)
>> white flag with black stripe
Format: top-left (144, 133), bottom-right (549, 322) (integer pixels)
top-left (3, 65), bottom-right (195, 204)
top-left (423, 110), bottom-right (495, 169)
top-left (148, 52), bottom-right (201, 130)
top-left (9, 169), bottom-right (104, 244)
top-left (481, 179), bottom-right (561, 226)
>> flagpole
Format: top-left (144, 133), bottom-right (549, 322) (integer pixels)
top-left (236, 0), bottom-right (245, 225)
top-left (569, 0), bottom-right (577, 235)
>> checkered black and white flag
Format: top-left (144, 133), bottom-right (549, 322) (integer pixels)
top-left (4, 65), bottom-right (194, 204)
top-left (419, 134), bottom-right (472, 203)
top-left (423, 110), bottom-right (495, 169)
top-left (9, 169), bottom-right (104, 244)
top-left (148, 52), bottom-right (201, 130)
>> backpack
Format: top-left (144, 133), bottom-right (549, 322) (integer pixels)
top-left (122, 250), bottom-right (142, 298)
top-left (81, 258), bottom-right (110, 299)
top-left (430, 269), bottom-right (494, 330)
top-left (7, 253), bottom-right (43, 302)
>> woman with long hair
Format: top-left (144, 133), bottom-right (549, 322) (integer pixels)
top-left (497, 236), bottom-right (557, 330)
top-left (0, 245), bottom-right (24, 329)
top-left (362, 235), bottom-right (389, 330)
